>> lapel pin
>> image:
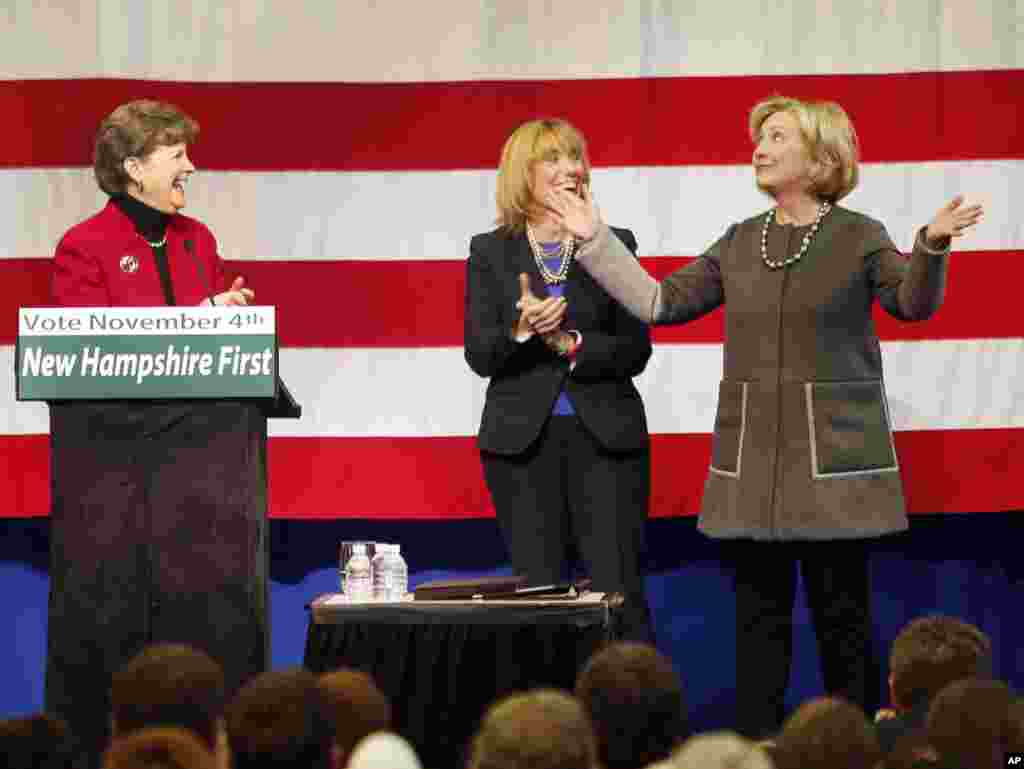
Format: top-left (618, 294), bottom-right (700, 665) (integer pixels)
top-left (119, 254), bottom-right (139, 274)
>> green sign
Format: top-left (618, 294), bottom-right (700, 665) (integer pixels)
top-left (16, 307), bottom-right (278, 401)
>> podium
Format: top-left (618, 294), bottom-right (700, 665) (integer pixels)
top-left (16, 306), bottom-right (299, 764)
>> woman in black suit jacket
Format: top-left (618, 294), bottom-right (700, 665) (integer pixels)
top-left (464, 118), bottom-right (653, 639)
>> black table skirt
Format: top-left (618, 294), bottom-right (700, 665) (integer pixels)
top-left (304, 599), bottom-right (618, 769)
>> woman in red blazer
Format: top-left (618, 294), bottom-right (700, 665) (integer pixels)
top-left (48, 100), bottom-right (263, 768)
top-left (465, 119), bottom-right (653, 640)
top-left (53, 102), bottom-right (251, 307)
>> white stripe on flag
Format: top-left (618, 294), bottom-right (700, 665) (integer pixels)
top-left (3, 1), bottom-right (1020, 81)
top-left (2, 161), bottom-right (1021, 260)
top-left (2, 340), bottom-right (1022, 437)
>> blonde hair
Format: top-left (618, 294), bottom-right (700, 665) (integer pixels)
top-left (671, 731), bottom-right (774, 769)
top-left (749, 96), bottom-right (859, 202)
top-left (495, 119), bottom-right (591, 235)
top-left (468, 689), bottom-right (597, 769)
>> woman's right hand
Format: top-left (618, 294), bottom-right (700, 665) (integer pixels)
top-left (209, 276), bottom-right (255, 306)
top-left (544, 182), bottom-right (602, 242)
top-left (514, 273), bottom-right (566, 339)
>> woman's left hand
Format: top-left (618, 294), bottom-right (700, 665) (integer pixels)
top-left (210, 276), bottom-right (255, 306)
top-left (544, 183), bottom-right (602, 242)
top-left (925, 195), bottom-right (984, 247)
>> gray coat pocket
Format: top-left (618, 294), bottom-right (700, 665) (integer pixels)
top-left (805, 380), bottom-right (898, 478)
top-left (709, 380), bottom-right (747, 478)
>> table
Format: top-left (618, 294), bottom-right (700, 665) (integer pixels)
top-left (304, 594), bottom-right (620, 769)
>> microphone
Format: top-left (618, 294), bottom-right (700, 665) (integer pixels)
top-left (183, 239), bottom-right (216, 307)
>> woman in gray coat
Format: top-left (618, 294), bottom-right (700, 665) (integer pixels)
top-left (538, 95), bottom-right (983, 736)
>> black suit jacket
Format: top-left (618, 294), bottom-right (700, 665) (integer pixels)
top-left (465, 226), bottom-right (651, 455)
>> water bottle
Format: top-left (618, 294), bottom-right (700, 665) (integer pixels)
top-left (390, 545), bottom-right (408, 600)
top-left (370, 546), bottom-right (388, 600)
top-left (345, 543), bottom-right (373, 602)
top-left (373, 544), bottom-right (408, 601)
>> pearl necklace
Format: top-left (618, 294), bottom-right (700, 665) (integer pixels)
top-left (138, 232), bottom-right (167, 248)
top-left (526, 223), bottom-right (575, 284)
top-left (760, 202), bottom-right (832, 269)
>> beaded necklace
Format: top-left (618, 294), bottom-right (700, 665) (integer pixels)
top-left (526, 223), bottom-right (575, 284)
top-left (760, 202), bottom-right (831, 269)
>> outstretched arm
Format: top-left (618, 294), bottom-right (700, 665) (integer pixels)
top-left (874, 196), bottom-right (984, 320)
top-left (545, 183), bottom-right (725, 325)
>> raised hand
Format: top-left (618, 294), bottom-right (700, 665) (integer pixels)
top-left (513, 272), bottom-right (566, 338)
top-left (542, 183), bottom-right (602, 242)
top-left (210, 276), bottom-right (255, 306)
top-left (925, 195), bottom-right (984, 246)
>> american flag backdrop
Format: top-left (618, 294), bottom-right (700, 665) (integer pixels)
top-left (1, 1), bottom-right (1022, 522)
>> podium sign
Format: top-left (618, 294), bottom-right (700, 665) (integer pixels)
top-left (16, 306), bottom-right (277, 400)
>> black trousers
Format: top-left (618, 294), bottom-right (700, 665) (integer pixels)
top-left (481, 415), bottom-right (652, 641)
top-left (730, 538), bottom-right (878, 738)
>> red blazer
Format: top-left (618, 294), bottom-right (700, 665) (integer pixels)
top-left (52, 201), bottom-right (225, 307)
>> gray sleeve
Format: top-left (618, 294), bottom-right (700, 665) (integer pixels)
top-left (871, 225), bottom-right (950, 321)
top-left (656, 229), bottom-right (728, 324)
top-left (574, 224), bottom-right (660, 323)
top-left (575, 222), bottom-right (728, 325)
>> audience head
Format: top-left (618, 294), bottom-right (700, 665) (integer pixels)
top-left (468, 688), bottom-right (597, 769)
top-left (225, 667), bottom-right (333, 769)
top-left (880, 731), bottom-right (938, 769)
top-left (346, 731), bottom-right (422, 769)
top-left (110, 643), bottom-right (226, 752)
top-left (575, 641), bottom-right (688, 769)
top-left (318, 669), bottom-right (392, 768)
top-left (772, 697), bottom-right (880, 769)
top-left (669, 731), bottom-right (774, 769)
top-left (0, 713), bottom-right (78, 769)
top-left (926, 678), bottom-right (1020, 769)
top-left (888, 615), bottom-right (992, 710)
top-left (102, 727), bottom-right (216, 769)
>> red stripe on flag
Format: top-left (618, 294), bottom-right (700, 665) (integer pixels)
top-left (2, 429), bottom-right (1021, 519)
top-left (4, 71), bottom-right (1023, 170)
top-left (895, 429), bottom-right (1023, 515)
top-left (4, 253), bottom-right (1021, 346)
top-left (0, 436), bottom-right (49, 518)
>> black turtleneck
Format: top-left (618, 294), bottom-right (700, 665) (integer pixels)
top-left (112, 194), bottom-right (176, 305)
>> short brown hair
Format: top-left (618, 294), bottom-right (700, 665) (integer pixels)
top-left (773, 697), bottom-right (881, 769)
top-left (102, 727), bottom-right (215, 769)
top-left (468, 689), bottom-right (597, 769)
top-left (110, 643), bottom-right (225, 751)
top-left (495, 118), bottom-right (591, 235)
top-left (0, 713), bottom-right (77, 769)
top-left (318, 669), bottom-right (392, 764)
top-left (575, 641), bottom-right (687, 769)
top-left (94, 99), bottom-right (199, 196)
top-left (226, 668), bottom-right (333, 769)
top-left (927, 678), bottom-right (1019, 769)
top-left (749, 95), bottom-right (859, 202)
top-left (888, 615), bottom-right (992, 709)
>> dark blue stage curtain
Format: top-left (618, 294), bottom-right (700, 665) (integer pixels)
top-left (2, 514), bottom-right (1022, 731)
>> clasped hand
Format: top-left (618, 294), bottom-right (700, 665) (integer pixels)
top-left (207, 276), bottom-right (255, 306)
top-left (515, 273), bottom-right (565, 338)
